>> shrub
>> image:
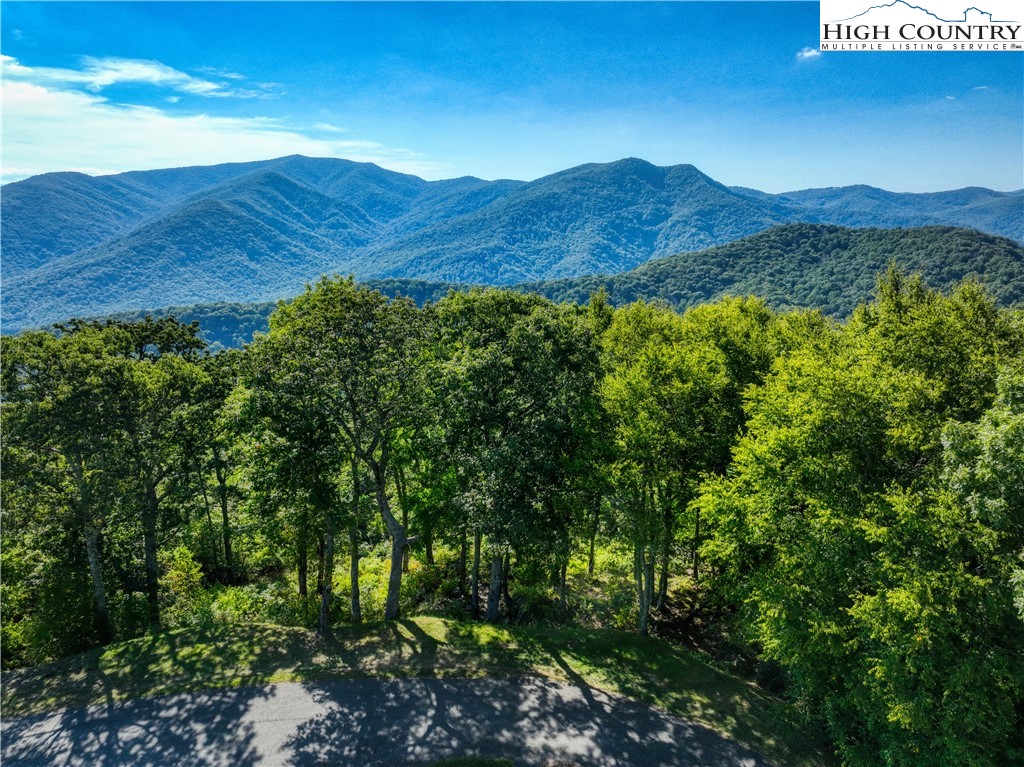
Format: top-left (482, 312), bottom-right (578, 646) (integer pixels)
top-left (159, 546), bottom-right (212, 628)
top-left (110, 592), bottom-right (150, 639)
top-left (20, 559), bottom-right (99, 664)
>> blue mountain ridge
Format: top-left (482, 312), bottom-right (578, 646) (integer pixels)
top-left (2, 155), bottom-right (1021, 329)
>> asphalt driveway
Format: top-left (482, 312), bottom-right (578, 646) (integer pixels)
top-left (1, 677), bottom-right (771, 766)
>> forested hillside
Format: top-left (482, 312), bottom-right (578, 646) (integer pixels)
top-left (4, 155), bottom-right (1020, 329)
top-left (102, 279), bottom-right (459, 350)
top-left (3, 271), bottom-right (1023, 767)
top-left (528, 223), bottom-right (1024, 316)
top-left (98, 224), bottom-right (1024, 349)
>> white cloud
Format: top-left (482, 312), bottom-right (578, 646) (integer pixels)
top-left (313, 122), bottom-right (348, 133)
top-left (3, 54), bottom-right (220, 95)
top-left (796, 47), bottom-right (822, 61)
top-left (1, 54), bottom-right (279, 99)
top-left (196, 66), bottom-right (246, 81)
top-left (1, 59), bottom-right (448, 183)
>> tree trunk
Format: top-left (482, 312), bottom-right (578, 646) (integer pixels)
top-left (317, 528), bottom-right (335, 637)
top-left (588, 501), bottom-right (600, 577)
top-left (395, 465), bottom-right (411, 574)
top-left (470, 529), bottom-right (482, 618)
top-left (349, 458), bottom-right (362, 624)
top-left (635, 539), bottom-right (655, 636)
top-left (424, 525), bottom-right (435, 566)
top-left (458, 525), bottom-right (468, 591)
top-left (201, 487), bottom-right (221, 574)
top-left (316, 534), bottom-right (325, 595)
top-left (645, 554), bottom-right (655, 624)
top-left (349, 520), bottom-right (362, 623)
top-left (641, 553), bottom-right (655, 635)
top-left (369, 458), bottom-right (406, 621)
top-left (385, 533), bottom-right (406, 621)
top-left (692, 505), bottom-right (701, 584)
top-left (634, 540), bottom-right (644, 634)
top-left (142, 483), bottom-right (160, 628)
top-left (84, 522), bottom-right (113, 642)
top-left (557, 558), bottom-right (568, 618)
top-left (501, 552), bottom-right (513, 606)
top-left (486, 551), bottom-right (503, 622)
top-left (297, 527), bottom-right (309, 598)
top-left (214, 453), bottom-right (233, 579)
top-left (656, 501), bottom-right (673, 611)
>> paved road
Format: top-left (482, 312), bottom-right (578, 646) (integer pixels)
top-left (1, 677), bottom-right (770, 766)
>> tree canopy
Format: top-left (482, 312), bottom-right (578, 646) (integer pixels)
top-left (3, 270), bottom-right (1022, 766)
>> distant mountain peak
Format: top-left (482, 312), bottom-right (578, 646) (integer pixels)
top-left (2, 155), bottom-right (1020, 330)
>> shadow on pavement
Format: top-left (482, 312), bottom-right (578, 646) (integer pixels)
top-left (284, 677), bottom-right (770, 766)
top-left (3, 677), bottom-right (770, 766)
top-left (1, 684), bottom-right (269, 767)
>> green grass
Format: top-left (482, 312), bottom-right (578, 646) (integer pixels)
top-left (0, 617), bottom-right (835, 767)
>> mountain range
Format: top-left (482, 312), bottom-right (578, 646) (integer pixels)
top-left (2, 155), bottom-right (1022, 329)
top-left (100, 224), bottom-right (1024, 350)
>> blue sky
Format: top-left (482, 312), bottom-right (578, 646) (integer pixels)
top-left (2, 1), bottom-right (1021, 192)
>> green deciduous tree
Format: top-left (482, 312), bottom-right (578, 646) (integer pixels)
top-left (435, 290), bottom-right (601, 620)
top-left (1, 328), bottom-right (134, 644)
top-left (601, 301), bottom-right (732, 632)
top-left (697, 274), bottom-right (1024, 766)
top-left (245, 277), bottom-right (428, 625)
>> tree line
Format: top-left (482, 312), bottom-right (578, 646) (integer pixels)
top-left (2, 269), bottom-right (1022, 766)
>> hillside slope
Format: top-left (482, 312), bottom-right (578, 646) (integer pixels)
top-left (526, 224), bottom-right (1024, 317)
top-left (355, 159), bottom-right (809, 283)
top-left (97, 224), bottom-right (1024, 349)
top-left (4, 156), bottom-right (1021, 329)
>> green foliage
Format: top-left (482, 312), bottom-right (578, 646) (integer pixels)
top-left (109, 592), bottom-right (151, 640)
top-left (697, 277), bottom-right (1024, 766)
top-left (209, 582), bottom-right (320, 628)
top-left (4, 267), bottom-right (1022, 767)
top-left (528, 224), bottom-right (1024, 318)
top-left (434, 290), bottom-right (601, 563)
top-left (3, 557), bottom-right (99, 667)
top-left (159, 547), bottom-right (210, 629)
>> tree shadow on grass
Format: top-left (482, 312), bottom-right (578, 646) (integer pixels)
top-left (1, 619), bottom-right (827, 766)
top-left (525, 629), bottom-right (834, 767)
top-left (2, 623), bottom-right (320, 717)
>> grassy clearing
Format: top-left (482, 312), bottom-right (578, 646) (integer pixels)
top-left (0, 616), bottom-right (834, 767)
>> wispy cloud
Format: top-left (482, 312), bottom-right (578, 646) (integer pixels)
top-left (1, 56), bottom-right (448, 183)
top-left (2, 54), bottom-right (279, 99)
top-left (796, 47), bottom-right (822, 61)
top-left (196, 66), bottom-right (247, 81)
top-left (313, 122), bottom-right (347, 133)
